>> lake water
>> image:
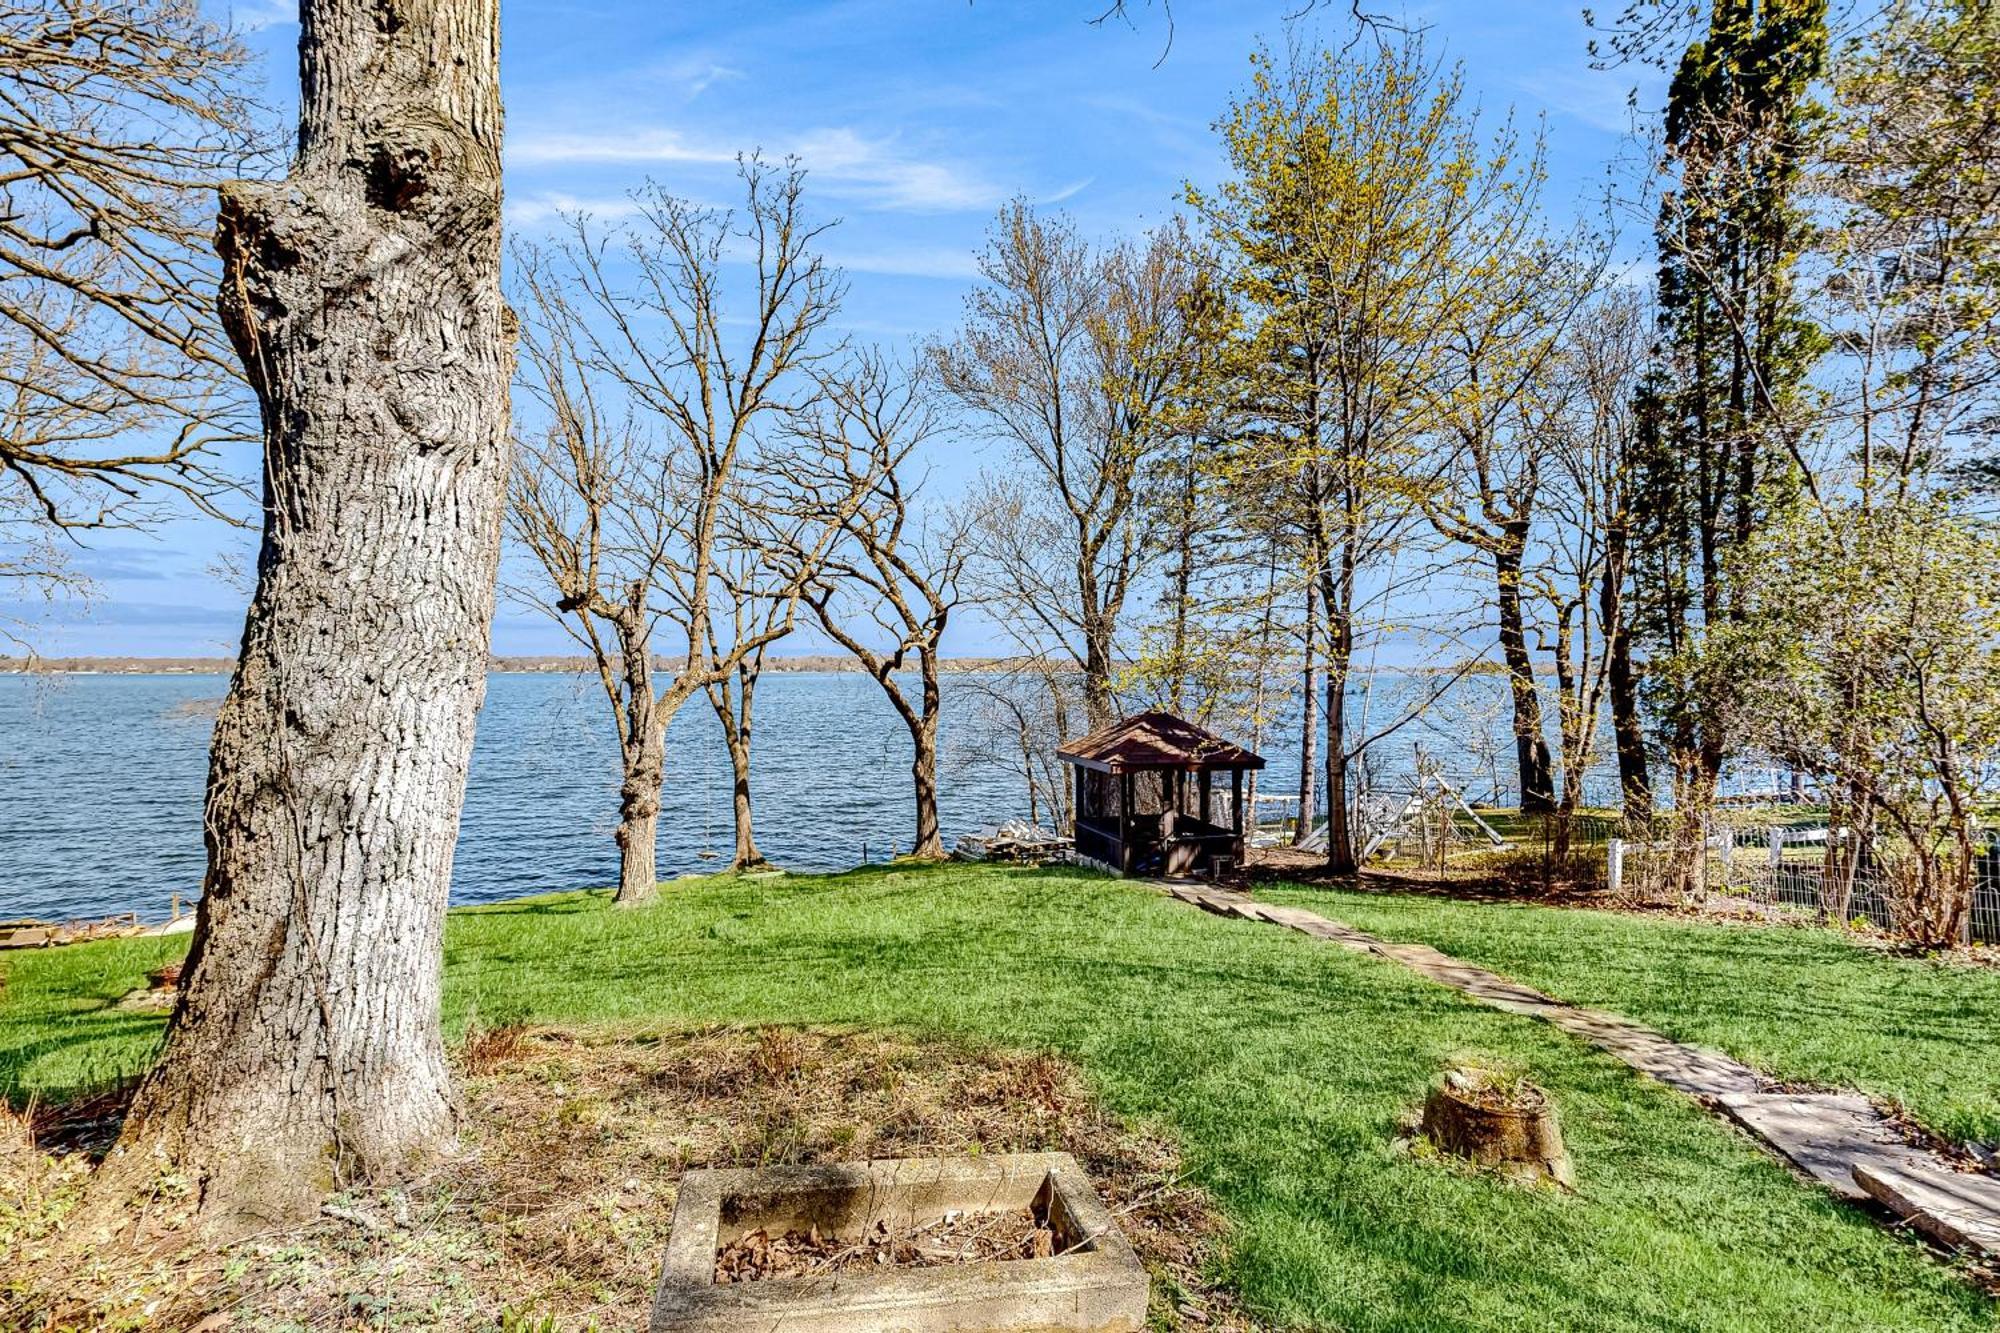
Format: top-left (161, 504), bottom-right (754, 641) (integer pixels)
top-left (1, 671), bottom-right (1100, 923)
top-left (1, 668), bottom-right (1654, 924)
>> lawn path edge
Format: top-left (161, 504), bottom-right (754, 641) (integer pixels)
top-left (1145, 877), bottom-right (2000, 1265)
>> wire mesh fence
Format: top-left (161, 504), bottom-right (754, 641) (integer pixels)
top-left (1330, 790), bottom-right (1999, 944)
top-left (1612, 819), bottom-right (2000, 944)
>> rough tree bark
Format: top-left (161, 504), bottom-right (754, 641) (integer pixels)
top-left (1293, 579), bottom-right (1319, 847)
top-left (909, 653), bottom-right (946, 857)
top-left (118, 0), bottom-right (509, 1222)
top-left (1493, 535), bottom-right (1556, 813)
top-left (1602, 541), bottom-right (1651, 827)
top-left (1079, 583), bottom-right (1118, 729)
top-left (611, 626), bottom-right (664, 902)
top-left (710, 657), bottom-right (770, 870)
top-left (1320, 547), bottom-right (1358, 876)
top-left (1324, 665), bottom-right (1356, 876)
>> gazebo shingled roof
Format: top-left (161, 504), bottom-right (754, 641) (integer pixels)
top-left (1056, 710), bottom-right (1266, 775)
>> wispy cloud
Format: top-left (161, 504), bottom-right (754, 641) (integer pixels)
top-left (503, 192), bottom-right (647, 227)
top-left (789, 129), bottom-right (999, 213)
top-left (824, 245), bottom-right (981, 281)
top-left (663, 59), bottom-right (746, 101)
top-left (1514, 66), bottom-right (1654, 136)
top-left (1035, 178), bottom-right (1094, 206)
top-left (510, 130), bottom-right (738, 168)
top-left (509, 125), bottom-right (1000, 214)
top-left (229, 0), bottom-right (297, 32)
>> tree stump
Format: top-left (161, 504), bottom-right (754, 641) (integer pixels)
top-left (116, 963), bottom-right (184, 1011)
top-left (1421, 1069), bottom-right (1575, 1189)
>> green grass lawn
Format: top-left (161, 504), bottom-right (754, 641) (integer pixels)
top-left (4, 864), bottom-right (1997, 1330)
top-left (1259, 882), bottom-right (2000, 1146)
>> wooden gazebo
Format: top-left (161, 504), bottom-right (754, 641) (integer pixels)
top-left (1058, 711), bottom-right (1266, 879)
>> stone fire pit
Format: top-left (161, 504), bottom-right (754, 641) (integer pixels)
top-left (652, 1152), bottom-right (1148, 1332)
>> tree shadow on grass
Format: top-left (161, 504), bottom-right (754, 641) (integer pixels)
top-left (0, 1007), bottom-right (164, 1156)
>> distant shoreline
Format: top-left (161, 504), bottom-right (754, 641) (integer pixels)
top-left (0, 654), bottom-right (1026, 676)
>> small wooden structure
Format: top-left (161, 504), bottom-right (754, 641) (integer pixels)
top-left (1057, 711), bottom-right (1265, 879)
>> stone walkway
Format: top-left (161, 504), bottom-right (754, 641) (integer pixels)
top-left (1153, 879), bottom-right (2000, 1260)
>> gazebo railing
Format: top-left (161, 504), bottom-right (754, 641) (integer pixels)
top-left (1073, 817), bottom-right (1125, 868)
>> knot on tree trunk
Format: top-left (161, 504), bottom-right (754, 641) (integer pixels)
top-left (361, 106), bottom-right (502, 238)
top-left (215, 179), bottom-right (316, 394)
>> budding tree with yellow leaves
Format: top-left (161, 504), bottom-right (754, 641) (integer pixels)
top-left (1192, 33), bottom-right (1552, 872)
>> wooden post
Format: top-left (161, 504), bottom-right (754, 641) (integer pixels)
top-left (1119, 771), bottom-right (1134, 875)
top-left (1074, 764), bottom-right (1086, 838)
top-left (1199, 770), bottom-right (1212, 826)
top-left (1231, 769), bottom-right (1244, 836)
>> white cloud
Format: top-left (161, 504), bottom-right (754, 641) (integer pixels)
top-left (229, 0), bottom-right (297, 32)
top-left (502, 192), bottom-right (646, 227)
top-left (1035, 178), bottom-right (1093, 206)
top-left (670, 60), bottom-right (746, 101)
top-left (788, 128), bottom-right (999, 213)
top-left (509, 125), bottom-right (1000, 215)
top-left (824, 245), bottom-right (981, 281)
top-left (509, 130), bottom-right (738, 168)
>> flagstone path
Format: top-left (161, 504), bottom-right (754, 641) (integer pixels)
top-left (1151, 879), bottom-right (2000, 1260)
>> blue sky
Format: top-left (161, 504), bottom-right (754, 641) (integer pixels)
top-left (28, 0), bottom-right (1659, 658)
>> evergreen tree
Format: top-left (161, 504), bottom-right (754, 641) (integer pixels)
top-left (1630, 0), bottom-right (1829, 875)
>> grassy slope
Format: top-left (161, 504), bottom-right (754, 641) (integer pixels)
top-left (1259, 883), bottom-right (2000, 1146)
top-left (3, 865), bottom-right (1995, 1331)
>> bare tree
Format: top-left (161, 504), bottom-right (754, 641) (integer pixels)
top-left (507, 244), bottom-right (676, 901)
top-left (1, 323), bottom-right (97, 633)
top-left (700, 527), bottom-right (820, 870)
top-left (509, 161), bottom-right (842, 901)
top-left (784, 353), bottom-right (974, 859)
top-left (1420, 204), bottom-right (1599, 815)
top-left (956, 661), bottom-right (1084, 830)
top-left (1553, 290), bottom-right (1653, 827)
top-left (936, 207), bottom-right (1205, 728)
top-left (119, 0), bottom-right (510, 1223)
top-left (0, 0), bottom-right (262, 533)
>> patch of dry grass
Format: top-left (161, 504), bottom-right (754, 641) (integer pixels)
top-left (0, 1026), bottom-right (1245, 1332)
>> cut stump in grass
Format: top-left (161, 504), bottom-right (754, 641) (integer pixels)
top-left (1422, 1068), bottom-right (1576, 1190)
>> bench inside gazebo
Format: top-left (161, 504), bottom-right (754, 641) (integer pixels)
top-left (1057, 711), bottom-right (1266, 879)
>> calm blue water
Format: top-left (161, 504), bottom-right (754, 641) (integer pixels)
top-left (0, 672), bottom-right (1050, 923)
top-left (1, 669), bottom-right (1648, 924)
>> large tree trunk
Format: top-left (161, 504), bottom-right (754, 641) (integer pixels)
top-left (726, 740), bottom-right (761, 868)
top-left (911, 724), bottom-right (944, 858)
top-left (1324, 669), bottom-right (1355, 876)
top-left (909, 657), bottom-right (945, 858)
top-left (1293, 579), bottom-right (1319, 846)
top-left (1081, 615), bottom-right (1116, 729)
top-left (1320, 548), bottom-right (1357, 876)
top-left (1494, 539), bottom-right (1554, 813)
top-left (118, 0), bottom-right (508, 1224)
top-left (721, 666), bottom-right (767, 870)
top-left (1606, 618), bottom-right (1650, 825)
top-left (614, 644), bottom-right (663, 905)
top-left (1600, 527), bottom-right (1650, 826)
top-left (1322, 629), bottom-right (1356, 875)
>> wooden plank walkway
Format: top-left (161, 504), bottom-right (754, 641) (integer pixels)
top-left (1150, 879), bottom-right (2000, 1259)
